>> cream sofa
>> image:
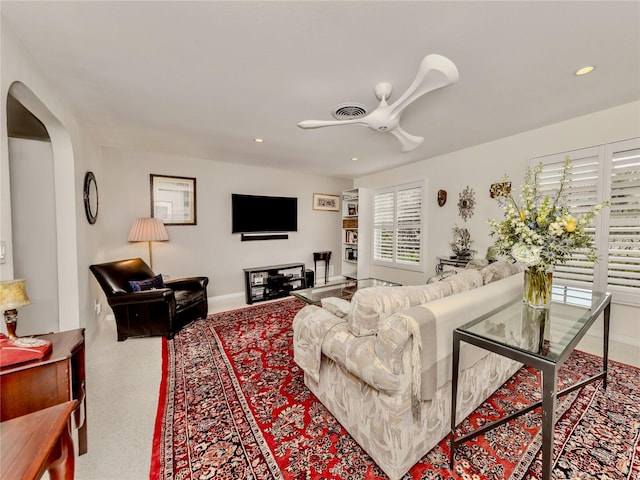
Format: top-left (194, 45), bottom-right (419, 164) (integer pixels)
top-left (293, 261), bottom-right (527, 480)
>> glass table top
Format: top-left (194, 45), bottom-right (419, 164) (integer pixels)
top-left (457, 285), bottom-right (611, 363)
top-left (292, 277), bottom-right (401, 305)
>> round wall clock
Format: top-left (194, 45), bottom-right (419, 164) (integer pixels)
top-left (83, 171), bottom-right (98, 224)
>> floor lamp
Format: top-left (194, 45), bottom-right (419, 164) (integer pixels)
top-left (128, 217), bottom-right (169, 270)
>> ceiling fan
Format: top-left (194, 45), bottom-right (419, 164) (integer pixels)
top-left (297, 54), bottom-right (459, 152)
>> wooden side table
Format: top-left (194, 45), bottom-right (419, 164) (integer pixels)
top-left (1, 400), bottom-right (77, 480)
top-left (0, 328), bottom-right (87, 455)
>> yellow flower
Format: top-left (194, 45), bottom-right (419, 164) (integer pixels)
top-left (565, 218), bottom-right (577, 232)
top-left (519, 211), bottom-right (526, 221)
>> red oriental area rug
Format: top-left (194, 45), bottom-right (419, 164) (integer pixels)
top-left (150, 298), bottom-right (640, 480)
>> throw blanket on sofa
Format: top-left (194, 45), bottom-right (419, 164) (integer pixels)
top-left (293, 305), bottom-right (345, 383)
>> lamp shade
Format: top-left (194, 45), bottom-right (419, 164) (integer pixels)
top-left (128, 217), bottom-right (169, 242)
top-left (0, 279), bottom-right (31, 310)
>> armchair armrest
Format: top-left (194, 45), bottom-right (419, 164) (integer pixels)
top-left (108, 289), bottom-right (175, 307)
top-left (165, 277), bottom-right (209, 291)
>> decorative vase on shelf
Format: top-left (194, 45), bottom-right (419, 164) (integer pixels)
top-left (451, 226), bottom-right (472, 257)
top-left (523, 266), bottom-right (554, 309)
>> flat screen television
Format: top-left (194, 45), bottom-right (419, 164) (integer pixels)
top-left (232, 194), bottom-right (298, 233)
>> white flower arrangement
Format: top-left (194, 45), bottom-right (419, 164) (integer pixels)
top-left (488, 157), bottom-right (608, 271)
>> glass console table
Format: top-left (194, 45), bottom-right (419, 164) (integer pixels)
top-left (450, 285), bottom-right (611, 480)
top-left (291, 277), bottom-right (400, 305)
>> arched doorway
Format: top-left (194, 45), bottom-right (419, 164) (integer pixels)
top-left (5, 81), bottom-right (80, 333)
top-left (6, 92), bottom-right (58, 335)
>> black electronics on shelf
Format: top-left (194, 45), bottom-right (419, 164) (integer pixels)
top-left (242, 262), bottom-right (306, 304)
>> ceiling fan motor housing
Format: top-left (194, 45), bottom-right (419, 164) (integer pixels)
top-left (332, 103), bottom-right (368, 120)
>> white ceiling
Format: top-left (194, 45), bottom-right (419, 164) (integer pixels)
top-left (2, 1), bottom-right (639, 179)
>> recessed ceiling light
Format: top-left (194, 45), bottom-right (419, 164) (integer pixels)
top-left (254, 138), bottom-right (264, 143)
top-left (574, 65), bottom-right (596, 76)
top-left (351, 157), bottom-right (359, 161)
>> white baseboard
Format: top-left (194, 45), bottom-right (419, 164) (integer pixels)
top-left (584, 327), bottom-right (640, 348)
top-left (208, 292), bottom-right (244, 304)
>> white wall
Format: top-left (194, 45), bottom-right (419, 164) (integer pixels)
top-left (100, 148), bottom-right (351, 299)
top-left (1, 21), bottom-right (105, 341)
top-left (8, 137), bottom-right (59, 335)
top-left (2, 15), bottom-right (637, 349)
top-left (355, 101), bottom-right (640, 348)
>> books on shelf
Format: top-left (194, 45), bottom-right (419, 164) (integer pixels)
top-left (344, 247), bottom-right (358, 261)
top-left (344, 230), bottom-right (358, 244)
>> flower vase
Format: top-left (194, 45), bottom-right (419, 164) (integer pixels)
top-left (523, 267), bottom-right (553, 309)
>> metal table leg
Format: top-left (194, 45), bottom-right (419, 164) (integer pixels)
top-left (540, 363), bottom-right (557, 480)
top-left (450, 331), bottom-right (461, 468)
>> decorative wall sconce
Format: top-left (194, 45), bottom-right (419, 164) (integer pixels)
top-left (458, 186), bottom-right (476, 221)
top-left (437, 189), bottom-right (447, 207)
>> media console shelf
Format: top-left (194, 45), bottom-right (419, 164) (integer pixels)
top-left (243, 262), bottom-right (306, 304)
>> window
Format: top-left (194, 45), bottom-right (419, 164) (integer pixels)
top-left (532, 138), bottom-right (640, 305)
top-left (373, 182), bottom-right (423, 270)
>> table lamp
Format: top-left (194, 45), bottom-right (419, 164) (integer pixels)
top-left (128, 217), bottom-right (169, 270)
top-left (0, 279), bottom-right (31, 339)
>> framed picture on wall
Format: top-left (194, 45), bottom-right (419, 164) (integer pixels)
top-left (150, 174), bottom-right (197, 225)
top-left (313, 193), bottom-right (340, 212)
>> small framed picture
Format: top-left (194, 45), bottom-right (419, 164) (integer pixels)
top-left (150, 174), bottom-right (197, 225)
top-left (313, 193), bottom-right (340, 212)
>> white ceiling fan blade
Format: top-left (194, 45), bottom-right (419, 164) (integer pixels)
top-left (390, 126), bottom-right (423, 152)
top-left (297, 118), bottom-right (369, 129)
top-left (389, 54), bottom-right (459, 119)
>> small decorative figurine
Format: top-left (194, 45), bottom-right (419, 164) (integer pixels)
top-left (451, 226), bottom-right (472, 256)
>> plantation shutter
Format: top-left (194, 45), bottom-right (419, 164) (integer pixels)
top-left (396, 186), bottom-right (422, 266)
top-left (607, 145), bottom-right (640, 291)
top-left (533, 137), bottom-right (640, 306)
top-left (537, 150), bottom-right (600, 289)
top-left (373, 191), bottom-right (394, 262)
top-left (373, 182), bottom-right (423, 269)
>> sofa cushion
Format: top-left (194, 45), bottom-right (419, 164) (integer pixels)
top-left (465, 258), bottom-right (489, 270)
top-left (129, 274), bottom-right (165, 292)
top-left (426, 270), bottom-right (457, 284)
top-left (349, 282), bottom-right (452, 337)
top-left (443, 268), bottom-right (483, 292)
top-left (480, 260), bottom-right (524, 285)
top-left (348, 270), bottom-right (482, 337)
top-left (321, 297), bottom-right (351, 318)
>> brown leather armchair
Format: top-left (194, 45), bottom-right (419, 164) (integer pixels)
top-left (90, 258), bottom-right (209, 341)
